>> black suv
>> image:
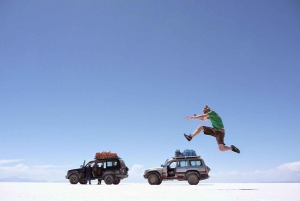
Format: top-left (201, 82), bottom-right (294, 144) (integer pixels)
top-left (66, 157), bottom-right (129, 185)
top-left (143, 156), bottom-right (210, 185)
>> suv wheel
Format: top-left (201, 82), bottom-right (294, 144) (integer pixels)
top-left (148, 173), bottom-right (159, 185)
top-left (113, 179), bottom-right (121, 185)
top-left (69, 174), bottom-right (79, 184)
top-left (104, 175), bottom-right (114, 185)
top-left (187, 173), bottom-right (199, 185)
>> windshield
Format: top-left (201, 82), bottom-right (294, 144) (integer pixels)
top-left (164, 159), bottom-right (170, 166)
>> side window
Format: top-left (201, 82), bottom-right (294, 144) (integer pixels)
top-left (106, 161), bottom-right (113, 167)
top-left (106, 161), bottom-right (118, 168)
top-left (98, 162), bottom-right (105, 168)
top-left (178, 160), bottom-right (187, 167)
top-left (189, 160), bottom-right (202, 166)
top-left (112, 161), bottom-right (118, 166)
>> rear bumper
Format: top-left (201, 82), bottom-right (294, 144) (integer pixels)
top-left (116, 174), bottom-right (128, 179)
top-left (200, 175), bottom-right (210, 180)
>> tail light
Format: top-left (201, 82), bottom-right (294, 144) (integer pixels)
top-left (120, 168), bottom-right (126, 174)
top-left (204, 167), bottom-right (208, 174)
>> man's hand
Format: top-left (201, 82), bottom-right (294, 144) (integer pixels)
top-left (186, 116), bottom-right (193, 120)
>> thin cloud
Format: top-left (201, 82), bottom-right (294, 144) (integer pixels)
top-left (277, 161), bottom-right (300, 172)
top-left (209, 161), bottom-right (300, 183)
top-left (33, 165), bottom-right (72, 169)
top-left (0, 159), bottom-right (23, 165)
top-left (0, 160), bottom-right (69, 182)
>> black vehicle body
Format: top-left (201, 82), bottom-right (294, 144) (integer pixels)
top-left (66, 157), bottom-right (129, 185)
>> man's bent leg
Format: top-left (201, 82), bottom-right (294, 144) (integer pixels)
top-left (184, 125), bottom-right (204, 141)
top-left (218, 144), bottom-right (232, 152)
top-left (215, 130), bottom-right (231, 152)
top-left (191, 125), bottom-right (204, 138)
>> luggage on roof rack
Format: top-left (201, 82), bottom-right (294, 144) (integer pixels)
top-left (95, 151), bottom-right (118, 159)
top-left (183, 149), bottom-right (197, 156)
top-left (175, 149), bottom-right (197, 157)
top-left (175, 149), bottom-right (182, 157)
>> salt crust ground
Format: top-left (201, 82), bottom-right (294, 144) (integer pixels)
top-left (0, 182), bottom-right (299, 201)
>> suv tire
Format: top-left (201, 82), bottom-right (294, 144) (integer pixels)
top-left (69, 174), bottom-right (79, 184)
top-left (148, 173), bottom-right (159, 185)
top-left (187, 173), bottom-right (199, 185)
top-left (104, 175), bottom-right (114, 185)
top-left (113, 179), bottom-right (121, 185)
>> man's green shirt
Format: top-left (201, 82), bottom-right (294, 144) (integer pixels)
top-left (208, 110), bottom-right (224, 130)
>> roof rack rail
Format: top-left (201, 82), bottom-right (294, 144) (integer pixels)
top-left (94, 157), bottom-right (120, 160)
top-left (172, 156), bottom-right (201, 159)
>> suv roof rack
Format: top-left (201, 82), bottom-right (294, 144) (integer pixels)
top-left (94, 157), bottom-right (120, 160)
top-left (172, 156), bottom-right (201, 159)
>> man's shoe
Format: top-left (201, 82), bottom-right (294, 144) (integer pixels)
top-left (184, 133), bottom-right (192, 142)
top-left (231, 145), bottom-right (240, 154)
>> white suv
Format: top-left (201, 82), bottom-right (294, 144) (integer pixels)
top-left (143, 156), bottom-right (210, 185)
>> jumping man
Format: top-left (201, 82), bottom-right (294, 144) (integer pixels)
top-left (184, 105), bottom-right (240, 154)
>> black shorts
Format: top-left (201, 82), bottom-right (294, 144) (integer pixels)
top-left (203, 126), bottom-right (225, 145)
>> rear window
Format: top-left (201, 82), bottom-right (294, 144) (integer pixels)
top-left (189, 159), bottom-right (202, 166)
top-left (119, 159), bottom-right (126, 167)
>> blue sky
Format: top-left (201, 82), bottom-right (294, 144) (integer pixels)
top-left (1, 0), bottom-right (299, 183)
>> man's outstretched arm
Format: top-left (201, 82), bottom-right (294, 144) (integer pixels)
top-left (186, 114), bottom-right (209, 121)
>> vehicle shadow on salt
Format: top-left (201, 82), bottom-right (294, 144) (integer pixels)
top-left (159, 183), bottom-right (215, 186)
top-left (215, 189), bottom-right (258, 190)
top-left (157, 184), bottom-right (258, 190)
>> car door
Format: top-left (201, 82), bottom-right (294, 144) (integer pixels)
top-left (176, 160), bottom-right (188, 179)
top-left (189, 159), bottom-right (204, 174)
top-left (168, 161), bottom-right (177, 177)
